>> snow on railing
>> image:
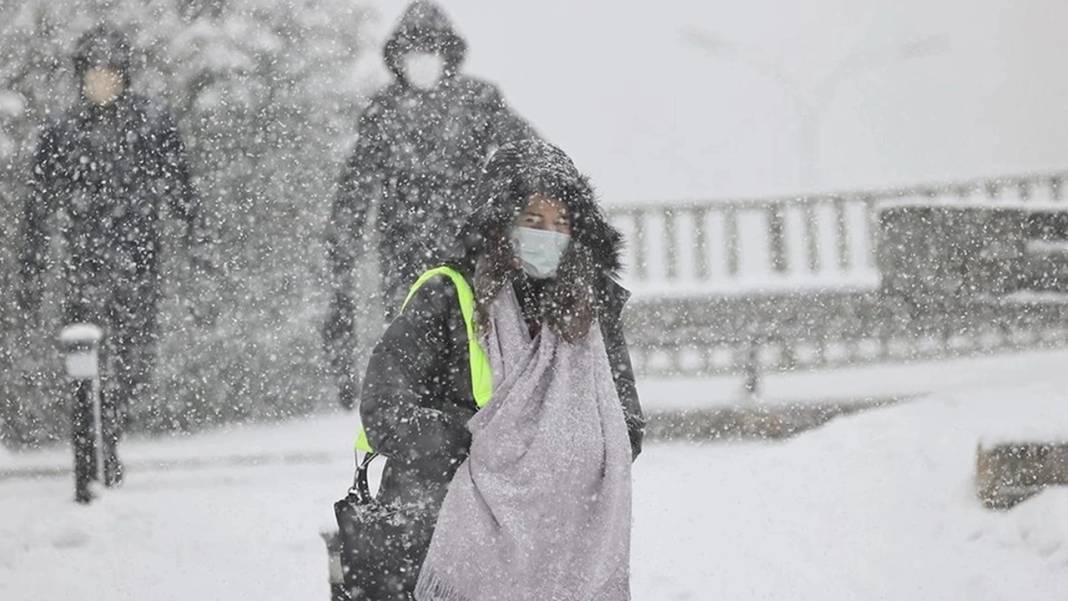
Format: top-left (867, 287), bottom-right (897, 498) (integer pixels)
top-left (609, 171), bottom-right (1068, 299)
top-left (609, 197), bottom-right (880, 298)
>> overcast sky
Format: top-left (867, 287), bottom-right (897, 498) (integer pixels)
top-left (354, 0), bottom-right (1067, 203)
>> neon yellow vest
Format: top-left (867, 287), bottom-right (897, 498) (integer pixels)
top-left (355, 266), bottom-right (493, 453)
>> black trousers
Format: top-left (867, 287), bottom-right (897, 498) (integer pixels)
top-left (64, 265), bottom-right (159, 495)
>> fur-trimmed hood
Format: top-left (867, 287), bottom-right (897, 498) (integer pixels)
top-left (459, 139), bottom-right (623, 278)
top-left (383, 1), bottom-right (467, 87)
top-left (458, 140), bottom-right (626, 342)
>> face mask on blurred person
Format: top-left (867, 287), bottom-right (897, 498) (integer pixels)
top-left (403, 52), bottom-right (445, 91)
top-left (83, 67), bottom-right (125, 106)
top-left (510, 226), bottom-right (571, 279)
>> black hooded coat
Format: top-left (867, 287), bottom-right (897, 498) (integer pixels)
top-left (324, 1), bottom-right (536, 406)
top-left (357, 140), bottom-right (645, 592)
top-left (19, 26), bottom-right (205, 429)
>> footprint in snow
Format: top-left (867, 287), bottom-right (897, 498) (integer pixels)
top-left (52, 528), bottom-right (90, 549)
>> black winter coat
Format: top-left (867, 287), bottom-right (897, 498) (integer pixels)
top-left (357, 139), bottom-right (641, 599)
top-left (20, 92), bottom-right (202, 317)
top-left (360, 269), bottom-right (645, 511)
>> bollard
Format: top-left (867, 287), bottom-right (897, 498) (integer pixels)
top-left (321, 529), bottom-right (350, 601)
top-left (742, 340), bottom-right (762, 400)
top-left (59, 324), bottom-right (104, 504)
top-left (977, 442), bottom-right (1068, 509)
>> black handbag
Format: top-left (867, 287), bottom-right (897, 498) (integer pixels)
top-left (334, 452), bottom-right (436, 601)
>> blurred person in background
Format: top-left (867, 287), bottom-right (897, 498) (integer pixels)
top-left (17, 25), bottom-right (211, 503)
top-left (324, 0), bottom-right (536, 410)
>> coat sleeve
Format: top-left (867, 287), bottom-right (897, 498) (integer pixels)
top-left (154, 108), bottom-right (206, 246)
top-left (601, 281), bottom-right (646, 460)
top-left (327, 102), bottom-right (388, 293)
top-left (20, 123), bottom-right (63, 285)
top-left (359, 276), bottom-right (474, 472)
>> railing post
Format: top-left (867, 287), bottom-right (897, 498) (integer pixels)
top-left (631, 209), bottom-right (647, 282)
top-left (804, 201), bottom-right (821, 272)
top-left (724, 207), bottom-right (740, 277)
top-left (1017, 178), bottom-right (1032, 202)
top-left (769, 204), bottom-right (788, 272)
top-left (664, 207), bottom-right (679, 280)
top-left (693, 207), bottom-right (709, 280)
top-left (861, 196), bottom-right (876, 273)
top-left (835, 198), bottom-right (851, 272)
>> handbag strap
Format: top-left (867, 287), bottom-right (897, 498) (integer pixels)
top-left (351, 451), bottom-right (379, 503)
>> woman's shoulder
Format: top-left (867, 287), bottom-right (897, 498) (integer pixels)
top-left (393, 271), bottom-right (471, 350)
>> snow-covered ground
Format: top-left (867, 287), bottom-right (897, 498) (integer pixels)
top-left (4, 359), bottom-right (1068, 600)
top-left (636, 391), bottom-right (1068, 601)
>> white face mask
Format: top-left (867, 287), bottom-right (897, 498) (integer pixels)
top-left (402, 52), bottom-right (446, 90)
top-left (510, 227), bottom-right (571, 279)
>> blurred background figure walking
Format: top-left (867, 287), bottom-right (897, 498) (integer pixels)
top-left (17, 25), bottom-right (211, 502)
top-left (324, 0), bottom-right (536, 410)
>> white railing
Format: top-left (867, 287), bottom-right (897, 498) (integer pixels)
top-left (608, 172), bottom-right (1068, 299)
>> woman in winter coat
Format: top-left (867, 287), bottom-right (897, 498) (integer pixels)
top-left (359, 139), bottom-right (644, 600)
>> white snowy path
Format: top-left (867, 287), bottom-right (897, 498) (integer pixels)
top-left (3, 388), bottom-right (1068, 600)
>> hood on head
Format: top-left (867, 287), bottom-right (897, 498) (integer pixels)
top-left (460, 139), bottom-right (623, 278)
top-left (73, 25), bottom-right (132, 82)
top-left (383, 1), bottom-right (467, 86)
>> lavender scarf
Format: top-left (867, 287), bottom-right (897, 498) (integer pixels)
top-left (415, 285), bottom-right (633, 601)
